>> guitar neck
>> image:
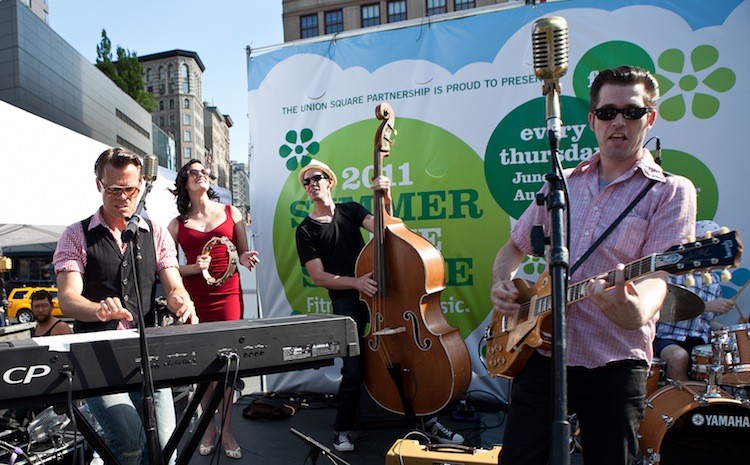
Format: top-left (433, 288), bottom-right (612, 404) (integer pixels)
top-left (533, 254), bottom-right (658, 316)
top-left (568, 254), bottom-right (657, 302)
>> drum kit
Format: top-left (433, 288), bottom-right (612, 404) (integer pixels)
top-left (640, 285), bottom-right (750, 465)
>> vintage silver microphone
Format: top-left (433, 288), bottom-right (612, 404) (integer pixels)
top-left (532, 16), bottom-right (569, 143)
top-left (143, 154), bottom-right (158, 182)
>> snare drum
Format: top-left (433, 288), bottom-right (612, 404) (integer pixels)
top-left (646, 358), bottom-right (666, 396)
top-left (639, 381), bottom-right (750, 464)
top-left (719, 323), bottom-right (750, 386)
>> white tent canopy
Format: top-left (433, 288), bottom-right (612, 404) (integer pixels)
top-left (0, 224), bottom-right (66, 248)
top-left (0, 100), bottom-right (225, 248)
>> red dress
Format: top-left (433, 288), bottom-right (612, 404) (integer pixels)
top-left (177, 204), bottom-right (243, 322)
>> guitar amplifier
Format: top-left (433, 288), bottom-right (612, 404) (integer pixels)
top-left (385, 439), bottom-right (501, 465)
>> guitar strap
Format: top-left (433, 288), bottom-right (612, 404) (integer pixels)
top-left (569, 178), bottom-right (658, 276)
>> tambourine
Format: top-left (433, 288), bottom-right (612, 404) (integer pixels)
top-left (200, 236), bottom-right (238, 286)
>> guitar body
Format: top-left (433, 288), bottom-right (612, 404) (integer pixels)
top-left (486, 274), bottom-right (553, 378)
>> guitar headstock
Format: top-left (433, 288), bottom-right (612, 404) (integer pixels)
top-left (655, 229), bottom-right (743, 277)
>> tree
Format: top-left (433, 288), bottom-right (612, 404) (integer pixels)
top-left (95, 30), bottom-right (157, 112)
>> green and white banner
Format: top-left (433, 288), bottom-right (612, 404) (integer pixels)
top-left (247, 0), bottom-right (750, 397)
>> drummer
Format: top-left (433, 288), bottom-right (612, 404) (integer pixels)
top-left (653, 220), bottom-right (735, 381)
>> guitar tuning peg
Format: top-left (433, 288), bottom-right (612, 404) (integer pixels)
top-left (719, 226), bottom-right (729, 234)
top-left (721, 269), bottom-right (732, 282)
top-left (684, 274), bottom-right (696, 287)
top-left (701, 272), bottom-right (712, 285)
top-left (687, 235), bottom-right (696, 243)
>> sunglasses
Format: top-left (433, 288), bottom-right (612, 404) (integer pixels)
top-left (188, 168), bottom-right (211, 177)
top-left (303, 174), bottom-right (328, 186)
top-left (592, 107), bottom-right (652, 121)
top-left (99, 182), bottom-right (140, 199)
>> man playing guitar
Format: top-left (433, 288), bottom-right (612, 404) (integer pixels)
top-left (490, 66), bottom-right (697, 465)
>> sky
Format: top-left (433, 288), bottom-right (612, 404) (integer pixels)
top-left (48, 1), bottom-right (285, 163)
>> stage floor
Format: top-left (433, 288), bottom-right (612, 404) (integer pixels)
top-left (184, 382), bottom-right (586, 465)
top-left (187, 395), bottom-right (506, 465)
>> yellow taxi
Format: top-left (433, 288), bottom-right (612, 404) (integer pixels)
top-left (6, 287), bottom-right (62, 323)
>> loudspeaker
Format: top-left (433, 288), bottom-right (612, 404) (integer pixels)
top-left (386, 439), bottom-right (502, 465)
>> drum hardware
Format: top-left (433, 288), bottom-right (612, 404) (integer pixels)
top-left (720, 324), bottom-right (750, 386)
top-left (692, 324), bottom-right (750, 388)
top-left (200, 236), bottom-right (238, 286)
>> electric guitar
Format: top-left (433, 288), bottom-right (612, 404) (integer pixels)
top-left (485, 229), bottom-right (743, 379)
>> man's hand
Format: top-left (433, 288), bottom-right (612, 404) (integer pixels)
top-left (371, 175), bottom-right (390, 192)
top-left (96, 297), bottom-right (134, 322)
top-left (491, 280), bottom-right (521, 315)
top-left (587, 265), bottom-right (665, 330)
top-left (167, 290), bottom-right (198, 324)
top-left (705, 297), bottom-right (734, 315)
top-left (354, 271), bottom-right (378, 297)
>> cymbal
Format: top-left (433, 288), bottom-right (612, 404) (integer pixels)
top-left (659, 283), bottom-right (705, 322)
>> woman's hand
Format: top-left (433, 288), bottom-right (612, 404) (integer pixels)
top-left (240, 250), bottom-right (260, 270)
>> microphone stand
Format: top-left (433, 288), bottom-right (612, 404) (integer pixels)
top-left (532, 82), bottom-right (570, 465)
top-left (289, 428), bottom-right (352, 465)
top-left (121, 179), bottom-right (164, 465)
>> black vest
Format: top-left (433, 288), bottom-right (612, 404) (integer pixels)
top-left (75, 216), bottom-right (158, 333)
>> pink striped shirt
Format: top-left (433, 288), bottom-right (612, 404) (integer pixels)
top-left (53, 208), bottom-right (178, 274)
top-left (511, 149), bottom-right (696, 368)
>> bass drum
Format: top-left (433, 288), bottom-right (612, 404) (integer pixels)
top-left (639, 381), bottom-right (750, 464)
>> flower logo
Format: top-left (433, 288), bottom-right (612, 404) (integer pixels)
top-left (278, 128), bottom-right (320, 171)
top-left (654, 45), bottom-right (736, 121)
top-left (521, 255), bottom-right (547, 277)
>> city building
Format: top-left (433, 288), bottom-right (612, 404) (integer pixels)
top-left (0, 0), bottom-right (155, 158)
top-left (18, 0), bottom-right (47, 24)
top-left (140, 50), bottom-right (207, 171)
top-left (138, 50), bottom-right (233, 190)
top-left (281, 0), bottom-right (514, 41)
top-left (231, 162), bottom-right (251, 225)
top-left (204, 104), bottom-right (233, 189)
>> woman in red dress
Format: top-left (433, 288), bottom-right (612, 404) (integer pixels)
top-left (168, 159), bottom-right (259, 459)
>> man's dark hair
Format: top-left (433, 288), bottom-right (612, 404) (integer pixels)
top-left (30, 289), bottom-right (53, 305)
top-left (589, 66), bottom-right (660, 111)
top-left (94, 147), bottom-right (143, 180)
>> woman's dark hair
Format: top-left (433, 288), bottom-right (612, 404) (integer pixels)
top-left (171, 159), bottom-right (220, 221)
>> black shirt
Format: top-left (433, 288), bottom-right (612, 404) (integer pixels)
top-left (295, 202), bottom-right (370, 300)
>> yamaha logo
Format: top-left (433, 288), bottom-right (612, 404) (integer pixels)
top-left (692, 413), bottom-right (750, 428)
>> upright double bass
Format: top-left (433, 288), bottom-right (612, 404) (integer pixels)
top-left (356, 103), bottom-right (471, 416)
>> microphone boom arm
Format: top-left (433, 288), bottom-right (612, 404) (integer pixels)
top-left (122, 180), bottom-right (154, 244)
